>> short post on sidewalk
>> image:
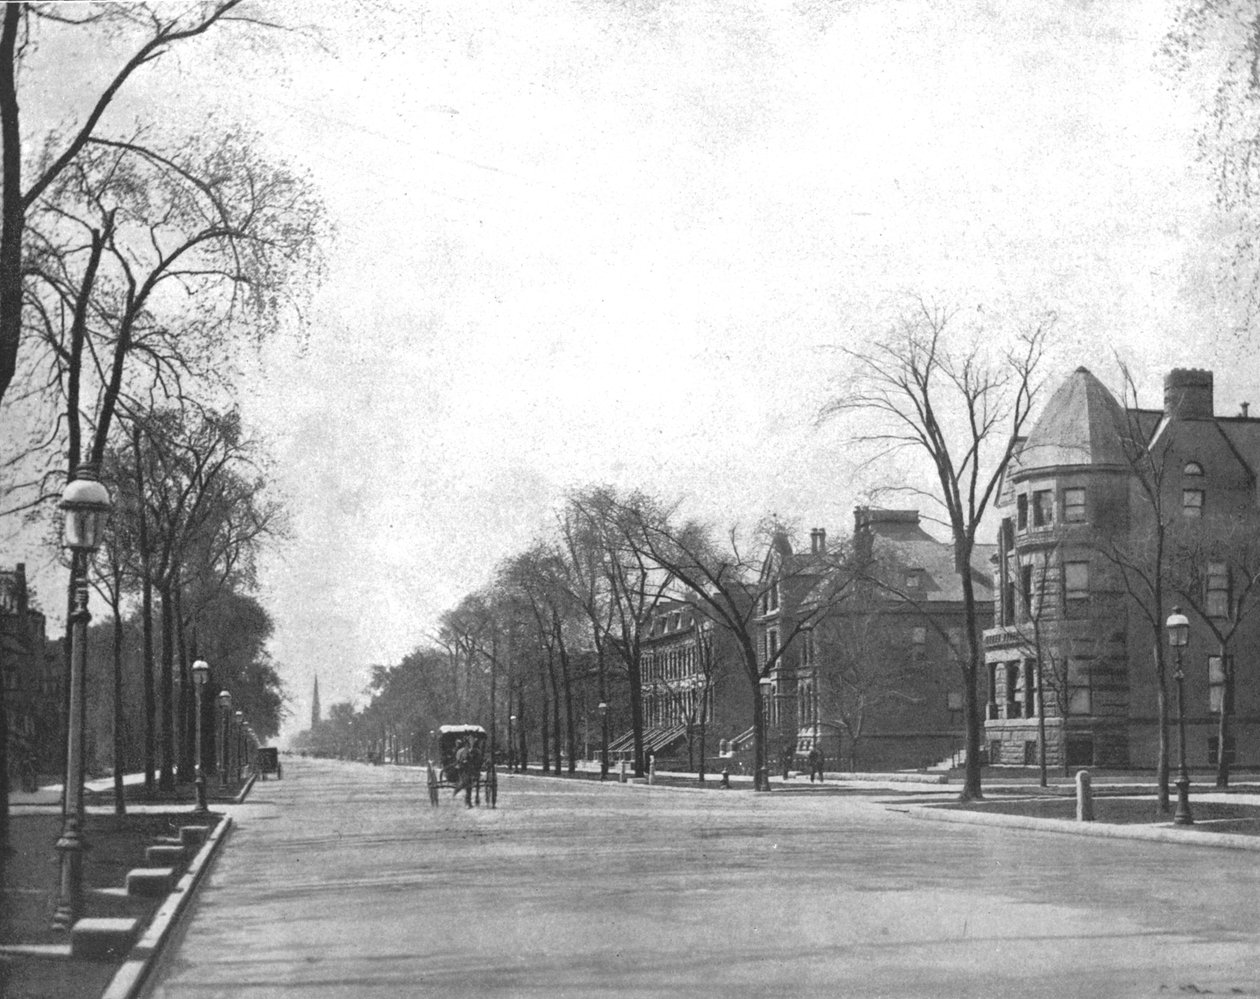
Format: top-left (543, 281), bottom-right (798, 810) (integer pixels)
top-left (1075, 769), bottom-right (1094, 822)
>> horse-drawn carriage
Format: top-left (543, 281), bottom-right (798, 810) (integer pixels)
top-left (426, 724), bottom-right (497, 807)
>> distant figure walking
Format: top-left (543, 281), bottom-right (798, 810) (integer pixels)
top-left (781, 745), bottom-right (793, 780)
top-left (807, 745), bottom-right (824, 783)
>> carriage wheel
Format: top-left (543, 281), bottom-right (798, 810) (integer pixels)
top-left (427, 763), bottom-right (439, 806)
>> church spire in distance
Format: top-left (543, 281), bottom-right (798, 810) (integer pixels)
top-left (311, 674), bottom-right (321, 728)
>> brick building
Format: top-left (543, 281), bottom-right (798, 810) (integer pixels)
top-left (610, 598), bottom-right (747, 771)
top-left (757, 513), bottom-right (993, 772)
top-left (2, 563), bottom-right (62, 780)
top-left (984, 367), bottom-right (1260, 769)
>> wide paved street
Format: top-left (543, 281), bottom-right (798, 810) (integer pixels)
top-left (146, 757), bottom-right (1260, 998)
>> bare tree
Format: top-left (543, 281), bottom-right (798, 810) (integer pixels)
top-left (565, 486), bottom-right (674, 777)
top-left (1094, 364), bottom-right (1180, 812)
top-left (556, 491), bottom-right (621, 778)
top-left (1167, 509), bottom-right (1260, 787)
top-left (819, 298), bottom-right (1052, 800)
top-left (813, 590), bottom-right (928, 774)
top-left (0, 1), bottom-right (311, 418)
top-left (620, 498), bottom-right (856, 791)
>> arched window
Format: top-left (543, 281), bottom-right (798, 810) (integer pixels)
top-left (1184, 462), bottom-right (1204, 476)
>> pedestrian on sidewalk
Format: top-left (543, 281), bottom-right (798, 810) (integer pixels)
top-left (781, 745), bottom-right (794, 781)
top-left (807, 745), bottom-right (824, 783)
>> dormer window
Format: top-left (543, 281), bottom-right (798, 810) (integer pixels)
top-left (1184, 462), bottom-right (1204, 477)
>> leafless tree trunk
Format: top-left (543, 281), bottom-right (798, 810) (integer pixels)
top-left (819, 297), bottom-right (1051, 800)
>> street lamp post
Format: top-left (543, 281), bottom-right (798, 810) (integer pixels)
top-left (508, 716), bottom-right (516, 772)
top-left (598, 702), bottom-right (608, 781)
top-left (218, 691), bottom-right (232, 790)
top-left (191, 660), bottom-right (210, 813)
top-left (53, 466), bottom-right (112, 930)
top-left (757, 676), bottom-right (774, 792)
top-left (234, 710), bottom-right (244, 782)
top-left (1166, 607), bottom-right (1194, 826)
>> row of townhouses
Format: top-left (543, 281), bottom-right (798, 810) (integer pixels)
top-left (2, 563), bottom-right (63, 781)
top-left (616, 367), bottom-right (1260, 773)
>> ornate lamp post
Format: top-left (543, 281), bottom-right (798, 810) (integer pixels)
top-left (191, 660), bottom-right (210, 813)
top-left (757, 676), bottom-right (774, 792)
top-left (218, 691), bottom-right (232, 789)
top-left (598, 702), bottom-right (609, 781)
top-left (53, 466), bottom-right (112, 930)
top-left (234, 710), bottom-right (244, 782)
top-left (1166, 607), bottom-right (1194, 825)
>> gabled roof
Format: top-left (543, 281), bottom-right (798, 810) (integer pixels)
top-left (867, 528), bottom-right (994, 603)
top-left (1010, 366), bottom-right (1131, 474)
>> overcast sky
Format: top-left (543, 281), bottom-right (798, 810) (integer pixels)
top-left (16, 1), bottom-right (1259, 740)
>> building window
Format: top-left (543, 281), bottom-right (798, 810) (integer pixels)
top-left (1066, 736), bottom-right (1094, 767)
top-left (947, 691), bottom-right (964, 725)
top-left (1183, 489), bottom-right (1204, 518)
top-left (1003, 581), bottom-right (1017, 625)
top-left (1032, 489), bottom-right (1053, 527)
top-left (1067, 659), bottom-right (1091, 715)
top-left (989, 740), bottom-right (1002, 765)
top-left (1063, 561), bottom-right (1089, 619)
top-left (768, 582), bottom-right (779, 611)
top-left (911, 627), bottom-right (927, 656)
top-left (1207, 736), bottom-right (1237, 766)
top-left (766, 628), bottom-right (779, 666)
top-left (1183, 460), bottom-right (1205, 517)
top-left (987, 662), bottom-right (999, 718)
top-left (1020, 564), bottom-right (1033, 620)
top-left (1023, 740), bottom-right (1038, 766)
top-left (1209, 655), bottom-right (1232, 713)
top-left (1064, 488), bottom-right (1086, 523)
top-left (1005, 662), bottom-right (1022, 718)
top-left (1023, 659), bottom-right (1037, 718)
top-left (905, 572), bottom-right (921, 590)
top-left (1207, 562), bottom-right (1230, 619)
top-left (1001, 517), bottom-right (1015, 549)
top-left (1016, 494), bottom-right (1028, 531)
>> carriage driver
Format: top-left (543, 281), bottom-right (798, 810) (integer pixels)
top-left (453, 738), bottom-right (472, 806)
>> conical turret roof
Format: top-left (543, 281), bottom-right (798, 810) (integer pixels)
top-left (1012, 366), bottom-right (1130, 473)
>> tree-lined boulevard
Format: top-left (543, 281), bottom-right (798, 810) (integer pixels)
top-left (10, 6), bottom-right (1260, 997)
top-left (145, 757), bottom-right (1260, 999)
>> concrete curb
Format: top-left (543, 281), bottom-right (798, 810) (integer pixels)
top-left (99, 814), bottom-right (234, 999)
top-left (900, 803), bottom-right (1260, 851)
top-left (234, 772), bottom-right (257, 804)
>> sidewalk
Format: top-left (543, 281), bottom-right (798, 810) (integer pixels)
top-left (547, 760), bottom-right (1260, 848)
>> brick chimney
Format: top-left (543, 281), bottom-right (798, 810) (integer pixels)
top-left (810, 528), bottom-right (827, 553)
top-left (1164, 369), bottom-right (1214, 420)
